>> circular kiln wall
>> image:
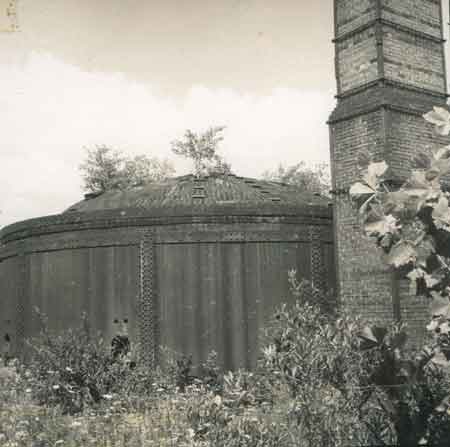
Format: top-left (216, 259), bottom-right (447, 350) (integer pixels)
top-left (0, 213), bottom-right (334, 370)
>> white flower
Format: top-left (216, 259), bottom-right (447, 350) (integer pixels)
top-left (25, 388), bottom-right (32, 393)
top-left (52, 385), bottom-right (60, 390)
top-left (65, 367), bottom-right (73, 372)
top-left (213, 395), bottom-right (222, 406)
top-left (70, 421), bottom-right (82, 428)
top-left (102, 394), bottom-right (113, 400)
top-left (262, 344), bottom-right (277, 361)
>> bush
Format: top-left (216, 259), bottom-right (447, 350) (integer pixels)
top-left (259, 274), bottom-right (450, 447)
top-left (19, 309), bottom-right (149, 415)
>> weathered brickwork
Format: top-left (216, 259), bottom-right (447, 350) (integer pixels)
top-left (381, 0), bottom-right (442, 38)
top-left (335, 196), bottom-right (395, 324)
top-left (336, 0), bottom-right (442, 38)
top-left (332, 110), bottom-right (385, 191)
top-left (336, 0), bottom-right (377, 36)
top-left (397, 278), bottom-right (429, 345)
top-left (330, 0), bottom-right (449, 345)
top-left (337, 27), bottom-right (378, 93)
top-left (383, 27), bottom-right (446, 92)
top-left (331, 109), bottom-right (395, 323)
top-left (386, 109), bottom-right (450, 180)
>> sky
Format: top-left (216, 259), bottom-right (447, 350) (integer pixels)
top-left (0, 0), bottom-right (448, 228)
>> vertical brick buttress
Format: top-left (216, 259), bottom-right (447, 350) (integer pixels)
top-left (329, 0), bottom-right (450, 345)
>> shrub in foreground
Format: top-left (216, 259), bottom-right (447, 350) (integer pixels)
top-left (19, 310), bottom-right (151, 415)
top-left (260, 273), bottom-right (450, 446)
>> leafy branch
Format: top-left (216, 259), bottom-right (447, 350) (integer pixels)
top-left (349, 105), bottom-right (450, 367)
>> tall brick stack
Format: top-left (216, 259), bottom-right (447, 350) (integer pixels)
top-left (329, 0), bottom-right (450, 344)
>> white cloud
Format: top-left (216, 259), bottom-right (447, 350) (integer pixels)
top-left (0, 52), bottom-right (334, 228)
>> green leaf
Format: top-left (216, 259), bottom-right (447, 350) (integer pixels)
top-left (424, 107), bottom-right (450, 136)
top-left (427, 319), bottom-right (440, 332)
top-left (430, 292), bottom-right (450, 317)
top-left (407, 267), bottom-right (425, 282)
top-left (364, 214), bottom-right (399, 238)
top-left (349, 183), bottom-right (377, 215)
top-left (357, 326), bottom-right (378, 344)
top-left (384, 241), bottom-right (416, 267)
top-left (439, 321), bottom-right (450, 334)
top-left (432, 196), bottom-right (450, 231)
top-left (380, 191), bottom-right (421, 221)
top-left (433, 159), bottom-right (450, 178)
top-left (415, 236), bottom-right (436, 266)
top-left (349, 182), bottom-right (375, 199)
top-left (424, 271), bottom-right (442, 289)
top-left (357, 326), bottom-right (387, 350)
top-left (362, 161), bottom-right (388, 189)
top-left (433, 145), bottom-right (450, 161)
top-left (403, 171), bottom-right (440, 195)
top-left (432, 351), bottom-right (450, 367)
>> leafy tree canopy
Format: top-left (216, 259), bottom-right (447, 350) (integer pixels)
top-left (79, 145), bottom-right (175, 194)
top-left (262, 161), bottom-right (331, 196)
top-left (170, 126), bottom-right (231, 177)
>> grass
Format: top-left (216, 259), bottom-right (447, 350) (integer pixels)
top-left (0, 363), bottom-right (293, 447)
top-left (0, 364), bottom-right (197, 446)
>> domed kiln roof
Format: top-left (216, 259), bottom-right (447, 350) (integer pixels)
top-left (0, 174), bottom-right (332, 244)
top-left (66, 173), bottom-right (329, 213)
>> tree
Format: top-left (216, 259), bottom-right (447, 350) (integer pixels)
top-left (122, 154), bottom-right (175, 187)
top-left (79, 145), bottom-right (175, 194)
top-left (262, 162), bottom-right (331, 196)
top-left (170, 126), bottom-right (231, 177)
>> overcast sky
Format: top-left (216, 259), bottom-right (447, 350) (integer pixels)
top-left (0, 0), bottom-right (449, 228)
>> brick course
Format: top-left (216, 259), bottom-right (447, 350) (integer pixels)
top-left (336, 0), bottom-right (377, 36)
top-left (337, 28), bottom-right (379, 92)
top-left (383, 27), bottom-right (445, 92)
top-left (381, 0), bottom-right (442, 38)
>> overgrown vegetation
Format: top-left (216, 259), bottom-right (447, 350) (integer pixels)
top-left (170, 126), bottom-right (231, 177)
top-left (79, 125), bottom-right (231, 194)
top-left (2, 274), bottom-right (450, 446)
top-left (79, 145), bottom-right (175, 193)
top-left (262, 162), bottom-right (331, 197)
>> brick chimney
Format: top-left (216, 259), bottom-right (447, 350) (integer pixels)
top-left (328, 0), bottom-right (450, 343)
